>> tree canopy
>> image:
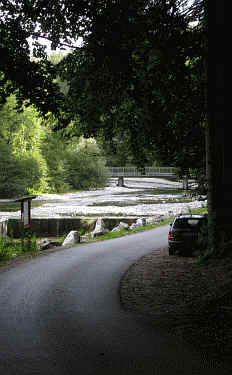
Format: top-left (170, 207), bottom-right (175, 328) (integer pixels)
top-left (56, 0), bottom-right (205, 170)
top-left (0, 0), bottom-right (205, 171)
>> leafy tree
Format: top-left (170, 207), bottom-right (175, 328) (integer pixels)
top-left (0, 96), bottom-right (107, 195)
top-left (64, 137), bottom-right (107, 190)
top-left (0, 95), bottom-right (51, 195)
top-left (0, 25), bottom-right (64, 115)
top-left (0, 138), bottom-right (34, 197)
top-left (54, 1), bottom-right (205, 174)
top-left (97, 128), bottom-right (160, 167)
top-left (41, 129), bottom-right (71, 193)
top-left (49, 52), bottom-right (70, 96)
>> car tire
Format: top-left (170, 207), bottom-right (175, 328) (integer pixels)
top-left (168, 246), bottom-right (175, 255)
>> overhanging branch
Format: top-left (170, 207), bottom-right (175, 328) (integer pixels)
top-left (30, 32), bottom-right (81, 50)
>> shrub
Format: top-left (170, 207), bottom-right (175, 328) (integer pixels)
top-left (0, 236), bottom-right (22, 261)
top-left (21, 233), bottom-right (38, 253)
top-left (0, 238), bottom-right (11, 261)
top-left (0, 233), bottom-right (38, 263)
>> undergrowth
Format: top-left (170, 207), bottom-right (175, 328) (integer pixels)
top-left (0, 233), bottom-right (38, 263)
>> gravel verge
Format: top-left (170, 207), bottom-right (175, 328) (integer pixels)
top-left (120, 247), bottom-right (232, 367)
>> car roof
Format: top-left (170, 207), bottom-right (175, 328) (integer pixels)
top-left (175, 214), bottom-right (206, 219)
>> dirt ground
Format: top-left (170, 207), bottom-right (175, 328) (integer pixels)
top-left (120, 247), bottom-right (232, 367)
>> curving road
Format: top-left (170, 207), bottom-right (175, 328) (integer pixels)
top-left (0, 226), bottom-right (229, 374)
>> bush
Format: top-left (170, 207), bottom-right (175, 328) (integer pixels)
top-left (0, 238), bottom-right (11, 261)
top-left (0, 233), bottom-right (38, 263)
top-left (0, 236), bottom-right (22, 261)
top-left (21, 233), bottom-right (38, 253)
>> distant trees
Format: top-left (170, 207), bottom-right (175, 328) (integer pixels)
top-left (0, 95), bottom-right (49, 196)
top-left (0, 95), bottom-right (107, 198)
top-left (0, 138), bottom-right (31, 198)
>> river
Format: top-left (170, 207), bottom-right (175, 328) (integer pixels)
top-left (0, 177), bottom-right (207, 220)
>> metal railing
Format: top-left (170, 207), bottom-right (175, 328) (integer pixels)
top-left (106, 167), bottom-right (176, 177)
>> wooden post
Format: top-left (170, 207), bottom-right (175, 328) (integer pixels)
top-left (0, 195), bottom-right (36, 238)
top-left (117, 176), bottom-right (125, 187)
top-left (183, 175), bottom-right (189, 190)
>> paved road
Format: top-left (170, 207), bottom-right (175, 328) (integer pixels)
top-left (0, 226), bottom-right (230, 374)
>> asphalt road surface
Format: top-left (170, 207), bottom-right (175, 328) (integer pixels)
top-left (0, 225), bottom-right (230, 374)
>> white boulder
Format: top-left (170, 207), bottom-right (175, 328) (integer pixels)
top-left (37, 238), bottom-right (60, 250)
top-left (111, 222), bottom-right (129, 232)
top-left (91, 218), bottom-right (109, 238)
top-left (136, 218), bottom-right (146, 226)
top-left (62, 231), bottom-right (79, 246)
top-left (129, 223), bottom-right (138, 231)
top-left (145, 216), bottom-right (163, 225)
top-left (129, 218), bottom-right (146, 230)
top-left (37, 238), bottom-right (50, 250)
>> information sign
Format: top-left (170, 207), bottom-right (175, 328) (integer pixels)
top-left (21, 200), bottom-right (31, 229)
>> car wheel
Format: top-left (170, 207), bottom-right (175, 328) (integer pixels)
top-left (168, 246), bottom-right (175, 255)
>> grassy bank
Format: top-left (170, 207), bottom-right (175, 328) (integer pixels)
top-left (0, 234), bottom-right (38, 265)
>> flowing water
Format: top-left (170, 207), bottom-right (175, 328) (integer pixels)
top-left (0, 178), bottom-right (207, 219)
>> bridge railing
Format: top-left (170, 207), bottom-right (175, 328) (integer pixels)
top-left (106, 167), bottom-right (176, 177)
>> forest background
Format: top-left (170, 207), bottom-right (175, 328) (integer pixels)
top-left (0, 84), bottom-right (108, 198)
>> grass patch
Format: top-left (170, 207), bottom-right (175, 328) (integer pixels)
top-left (87, 218), bottom-right (172, 243)
top-left (189, 207), bottom-right (207, 215)
top-left (0, 234), bottom-right (38, 264)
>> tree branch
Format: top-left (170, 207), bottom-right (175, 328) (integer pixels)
top-left (30, 32), bottom-right (81, 50)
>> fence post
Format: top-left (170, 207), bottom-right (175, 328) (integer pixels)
top-left (117, 176), bottom-right (125, 187)
top-left (183, 175), bottom-right (189, 190)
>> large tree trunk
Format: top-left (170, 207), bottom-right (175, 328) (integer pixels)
top-left (206, 0), bottom-right (230, 253)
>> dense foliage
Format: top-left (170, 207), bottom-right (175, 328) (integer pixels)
top-left (0, 95), bottom-right (107, 198)
top-left (55, 1), bottom-right (205, 171)
top-left (0, 0), bottom-right (205, 173)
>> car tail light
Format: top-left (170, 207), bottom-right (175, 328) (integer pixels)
top-left (168, 231), bottom-right (175, 241)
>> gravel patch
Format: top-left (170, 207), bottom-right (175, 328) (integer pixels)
top-left (120, 248), bottom-right (232, 367)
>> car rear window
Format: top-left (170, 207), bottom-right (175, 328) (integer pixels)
top-left (174, 218), bottom-right (206, 229)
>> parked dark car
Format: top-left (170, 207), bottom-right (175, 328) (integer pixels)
top-left (168, 214), bottom-right (208, 256)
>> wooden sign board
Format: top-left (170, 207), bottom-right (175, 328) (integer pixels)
top-left (0, 195), bottom-right (36, 230)
top-left (21, 200), bottom-right (31, 229)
